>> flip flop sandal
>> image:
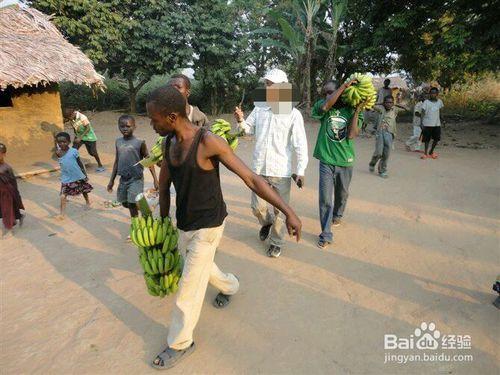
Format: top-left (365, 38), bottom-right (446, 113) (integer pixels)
top-left (213, 293), bottom-right (231, 308)
top-left (213, 275), bottom-right (239, 308)
top-left (151, 343), bottom-right (196, 370)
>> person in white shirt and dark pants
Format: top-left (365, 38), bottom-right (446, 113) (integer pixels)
top-left (234, 69), bottom-right (308, 258)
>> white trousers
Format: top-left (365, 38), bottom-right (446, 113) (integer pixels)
top-left (167, 220), bottom-right (239, 350)
top-left (406, 125), bottom-right (422, 151)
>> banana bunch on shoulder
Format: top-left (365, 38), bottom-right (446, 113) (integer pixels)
top-left (130, 215), bottom-right (183, 297)
top-left (211, 119), bottom-right (239, 150)
top-left (342, 73), bottom-right (377, 110)
top-left (138, 136), bottom-right (164, 168)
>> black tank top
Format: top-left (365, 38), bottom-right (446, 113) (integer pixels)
top-left (165, 128), bottom-right (227, 231)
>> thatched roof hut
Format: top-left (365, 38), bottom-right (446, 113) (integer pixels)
top-left (372, 76), bottom-right (409, 91)
top-left (0, 5), bottom-right (104, 176)
top-left (0, 5), bottom-right (104, 89)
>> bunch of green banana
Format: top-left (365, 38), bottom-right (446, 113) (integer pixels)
top-left (138, 136), bottom-right (164, 167)
top-left (211, 119), bottom-right (239, 150)
top-left (341, 73), bottom-right (377, 109)
top-left (139, 247), bottom-right (183, 296)
top-left (130, 215), bottom-right (184, 298)
top-left (130, 215), bottom-right (173, 248)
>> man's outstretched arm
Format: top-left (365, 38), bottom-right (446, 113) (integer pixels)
top-left (203, 133), bottom-right (302, 241)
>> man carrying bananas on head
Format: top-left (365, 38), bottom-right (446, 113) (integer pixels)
top-left (234, 68), bottom-right (308, 259)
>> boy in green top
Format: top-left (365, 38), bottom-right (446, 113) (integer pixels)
top-left (312, 80), bottom-right (364, 249)
top-left (63, 108), bottom-right (105, 172)
top-left (368, 96), bottom-right (408, 178)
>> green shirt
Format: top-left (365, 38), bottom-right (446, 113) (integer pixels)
top-left (311, 99), bottom-right (363, 167)
top-left (72, 111), bottom-right (97, 142)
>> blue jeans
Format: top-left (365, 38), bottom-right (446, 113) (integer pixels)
top-left (319, 162), bottom-right (353, 242)
top-left (369, 129), bottom-right (393, 174)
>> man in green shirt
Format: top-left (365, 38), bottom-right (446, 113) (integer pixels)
top-left (312, 80), bottom-right (364, 249)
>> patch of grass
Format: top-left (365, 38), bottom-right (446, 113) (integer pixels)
top-left (441, 73), bottom-right (500, 122)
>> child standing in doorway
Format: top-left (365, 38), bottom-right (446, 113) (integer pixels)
top-left (107, 115), bottom-right (158, 221)
top-left (0, 143), bottom-right (25, 236)
top-left (55, 132), bottom-right (93, 219)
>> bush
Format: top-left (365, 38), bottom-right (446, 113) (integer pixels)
top-left (441, 73), bottom-right (500, 122)
top-left (136, 75), bottom-right (171, 113)
top-left (59, 78), bottom-right (129, 111)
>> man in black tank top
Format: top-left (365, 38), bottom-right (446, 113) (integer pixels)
top-left (146, 86), bottom-right (302, 370)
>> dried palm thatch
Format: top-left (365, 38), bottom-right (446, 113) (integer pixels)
top-left (0, 5), bottom-right (104, 90)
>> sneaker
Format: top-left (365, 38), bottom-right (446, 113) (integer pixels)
top-left (317, 239), bottom-right (331, 249)
top-left (96, 166), bottom-right (106, 172)
top-left (259, 224), bottom-right (272, 241)
top-left (369, 165), bottom-right (375, 172)
top-left (267, 245), bottom-right (281, 258)
top-left (332, 218), bottom-right (342, 227)
top-left (379, 172), bottom-right (389, 179)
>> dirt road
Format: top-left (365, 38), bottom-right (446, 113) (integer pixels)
top-left (1, 112), bottom-right (499, 374)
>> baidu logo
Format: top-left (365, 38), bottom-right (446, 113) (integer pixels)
top-left (384, 322), bottom-right (471, 351)
top-left (414, 322), bottom-right (440, 350)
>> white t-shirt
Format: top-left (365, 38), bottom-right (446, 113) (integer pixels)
top-left (421, 99), bottom-right (444, 127)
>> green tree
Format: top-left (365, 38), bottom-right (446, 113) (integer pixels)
top-left (30, 0), bottom-right (192, 112)
top-left (361, 0), bottom-right (500, 87)
top-left (189, 0), bottom-right (252, 114)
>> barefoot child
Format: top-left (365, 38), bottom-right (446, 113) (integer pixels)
top-left (420, 87), bottom-right (444, 159)
top-left (0, 143), bottom-right (25, 235)
top-left (55, 132), bottom-right (93, 218)
top-left (369, 95), bottom-right (408, 178)
top-left (107, 115), bottom-right (159, 219)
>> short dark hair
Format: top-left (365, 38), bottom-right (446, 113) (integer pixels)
top-left (56, 132), bottom-right (71, 141)
top-left (384, 95), bottom-right (394, 102)
top-left (384, 78), bottom-right (391, 84)
top-left (429, 87), bottom-right (439, 93)
top-left (0, 143), bottom-right (6, 153)
top-left (118, 114), bottom-right (135, 125)
top-left (147, 85), bottom-right (187, 117)
top-left (168, 74), bottom-right (191, 89)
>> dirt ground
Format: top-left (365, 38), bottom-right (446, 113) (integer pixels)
top-left (1, 111), bottom-right (499, 374)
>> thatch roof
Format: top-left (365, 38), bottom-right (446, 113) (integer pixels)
top-left (372, 76), bottom-right (409, 90)
top-left (0, 6), bottom-right (104, 90)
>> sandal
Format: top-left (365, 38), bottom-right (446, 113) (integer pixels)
top-left (213, 275), bottom-right (239, 308)
top-left (430, 153), bottom-right (439, 159)
top-left (152, 342), bottom-right (196, 370)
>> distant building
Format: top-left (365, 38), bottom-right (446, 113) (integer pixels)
top-left (0, 6), bottom-right (104, 175)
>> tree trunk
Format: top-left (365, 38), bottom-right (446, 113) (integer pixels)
top-left (324, 0), bottom-right (346, 81)
top-left (128, 77), bottom-right (149, 113)
top-left (302, 24), bottom-right (314, 115)
top-left (324, 30), bottom-right (339, 81)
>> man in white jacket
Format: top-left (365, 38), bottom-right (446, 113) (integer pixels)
top-left (234, 68), bottom-right (308, 258)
